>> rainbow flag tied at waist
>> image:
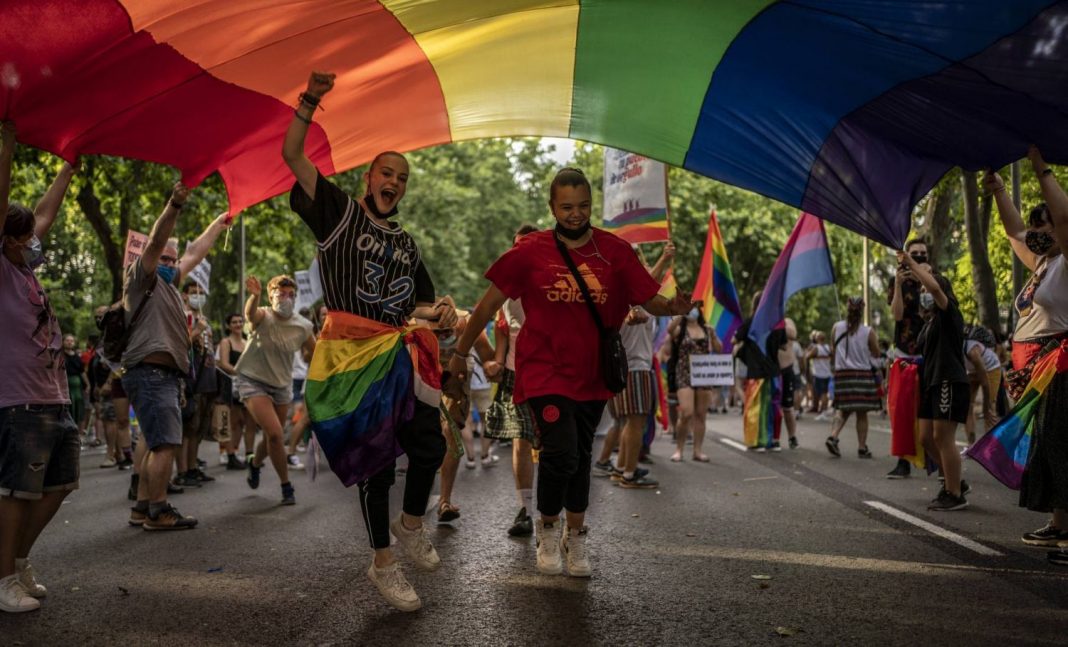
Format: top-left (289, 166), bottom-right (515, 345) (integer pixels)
top-left (964, 340), bottom-right (1068, 490)
top-left (306, 312), bottom-right (442, 487)
top-left (744, 377), bottom-right (781, 449)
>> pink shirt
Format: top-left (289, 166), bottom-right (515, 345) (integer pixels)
top-left (0, 255), bottom-right (68, 407)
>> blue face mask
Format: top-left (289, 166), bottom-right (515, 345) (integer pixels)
top-left (157, 265), bottom-right (177, 285)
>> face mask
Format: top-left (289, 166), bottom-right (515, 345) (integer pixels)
top-left (1025, 230), bottom-right (1055, 256)
top-left (687, 308), bottom-right (701, 321)
top-left (909, 253), bottom-right (927, 264)
top-left (919, 292), bottom-right (934, 310)
top-left (7, 235), bottom-right (43, 266)
top-left (554, 221), bottom-right (591, 241)
top-left (156, 265), bottom-right (177, 285)
top-left (188, 294), bottom-right (206, 310)
top-left (440, 334), bottom-right (457, 347)
top-left (272, 298), bottom-right (295, 318)
top-left (364, 190), bottom-right (398, 219)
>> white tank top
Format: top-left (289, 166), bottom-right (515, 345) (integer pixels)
top-left (832, 321), bottom-right (873, 371)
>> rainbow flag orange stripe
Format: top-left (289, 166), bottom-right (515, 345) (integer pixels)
top-left (743, 377), bottom-right (781, 449)
top-left (307, 312), bottom-right (441, 487)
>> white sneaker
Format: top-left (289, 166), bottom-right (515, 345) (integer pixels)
top-left (0, 574), bottom-right (40, 613)
top-left (464, 458), bottom-right (476, 470)
top-left (286, 454), bottom-right (305, 471)
top-left (389, 516), bottom-right (441, 571)
top-left (535, 518), bottom-right (563, 575)
top-left (15, 559), bottom-right (45, 598)
top-left (560, 526), bottom-right (592, 577)
top-left (218, 454), bottom-right (228, 466)
top-left (366, 561), bottom-right (421, 612)
top-left (815, 411), bottom-right (829, 422)
top-left (480, 453), bottom-right (499, 468)
top-left (99, 457), bottom-right (117, 468)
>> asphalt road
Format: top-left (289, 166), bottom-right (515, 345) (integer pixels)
top-left (3, 411), bottom-right (1067, 646)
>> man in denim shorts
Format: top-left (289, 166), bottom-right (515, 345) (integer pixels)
top-left (122, 183), bottom-right (229, 530)
top-left (0, 122), bottom-right (79, 613)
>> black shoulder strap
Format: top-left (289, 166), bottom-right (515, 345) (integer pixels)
top-left (554, 234), bottom-right (606, 333)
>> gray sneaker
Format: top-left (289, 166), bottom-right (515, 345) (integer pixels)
top-left (389, 516), bottom-right (441, 571)
top-left (367, 561), bottom-right (421, 612)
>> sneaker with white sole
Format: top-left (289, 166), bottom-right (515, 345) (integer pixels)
top-left (366, 561), bottom-right (421, 612)
top-left (286, 454), bottom-right (305, 471)
top-left (389, 516), bottom-right (441, 571)
top-left (480, 453), bottom-right (499, 468)
top-left (15, 560), bottom-right (45, 598)
top-left (560, 526), bottom-right (592, 577)
top-left (535, 518), bottom-right (563, 575)
top-left (0, 574), bottom-right (39, 613)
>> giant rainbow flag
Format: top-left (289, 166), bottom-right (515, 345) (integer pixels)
top-left (693, 210), bottom-right (743, 352)
top-left (306, 312), bottom-right (442, 487)
top-left (3, 2), bottom-right (1068, 246)
top-left (964, 340), bottom-right (1068, 490)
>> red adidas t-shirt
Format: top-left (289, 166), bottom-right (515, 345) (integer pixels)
top-left (486, 229), bottom-right (661, 404)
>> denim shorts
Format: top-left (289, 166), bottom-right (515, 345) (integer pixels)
top-left (0, 405), bottom-right (80, 500)
top-left (122, 364), bottom-right (184, 450)
top-left (234, 374), bottom-right (293, 406)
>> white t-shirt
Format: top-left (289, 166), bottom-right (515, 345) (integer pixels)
top-left (502, 298), bottom-right (525, 371)
top-left (1014, 254), bottom-right (1068, 341)
top-left (621, 308), bottom-right (656, 371)
top-left (832, 321), bottom-right (874, 371)
top-left (811, 343), bottom-right (832, 378)
top-left (964, 340), bottom-right (1001, 374)
top-left (292, 349), bottom-right (309, 380)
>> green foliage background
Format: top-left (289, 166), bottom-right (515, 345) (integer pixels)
top-left (7, 139), bottom-right (1047, 346)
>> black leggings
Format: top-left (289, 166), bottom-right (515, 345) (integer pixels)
top-left (357, 401), bottom-right (446, 549)
top-left (528, 395), bottom-right (607, 517)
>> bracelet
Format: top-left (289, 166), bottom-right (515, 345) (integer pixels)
top-left (298, 93), bottom-right (323, 111)
top-left (453, 349), bottom-right (471, 359)
top-left (169, 199), bottom-right (184, 210)
top-left (294, 110), bottom-right (312, 125)
top-left (1042, 168), bottom-right (1054, 176)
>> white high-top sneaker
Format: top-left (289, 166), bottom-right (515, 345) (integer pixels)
top-left (15, 559), bottom-right (46, 598)
top-left (535, 518), bottom-right (563, 575)
top-left (560, 525), bottom-right (592, 577)
top-left (366, 561), bottom-right (421, 612)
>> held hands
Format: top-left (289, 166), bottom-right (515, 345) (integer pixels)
top-left (483, 360), bottom-right (503, 379)
top-left (306, 71), bottom-right (336, 99)
top-left (626, 307), bottom-right (651, 326)
top-left (246, 275), bottom-right (262, 298)
top-left (447, 353), bottom-right (467, 384)
top-left (433, 296), bottom-right (459, 330)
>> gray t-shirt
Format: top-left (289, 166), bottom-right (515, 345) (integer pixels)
top-left (122, 259), bottom-right (190, 372)
top-left (235, 310), bottom-right (314, 388)
top-left (621, 308), bottom-right (655, 372)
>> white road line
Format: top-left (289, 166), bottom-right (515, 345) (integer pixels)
top-left (863, 501), bottom-right (1003, 557)
top-left (719, 438), bottom-right (749, 452)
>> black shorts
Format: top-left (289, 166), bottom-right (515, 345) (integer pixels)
top-left (780, 374), bottom-right (795, 409)
top-left (918, 381), bottom-right (969, 424)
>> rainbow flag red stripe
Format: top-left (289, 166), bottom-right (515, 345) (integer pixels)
top-left (693, 210), bottom-right (743, 351)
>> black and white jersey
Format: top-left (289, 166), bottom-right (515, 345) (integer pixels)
top-left (291, 173), bottom-right (434, 327)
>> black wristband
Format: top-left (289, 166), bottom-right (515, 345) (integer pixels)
top-left (298, 92), bottom-right (321, 108)
top-left (294, 111), bottom-right (312, 125)
top-left (1042, 167), bottom-right (1054, 176)
top-left (169, 199), bottom-right (184, 210)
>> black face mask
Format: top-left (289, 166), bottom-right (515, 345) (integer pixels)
top-left (363, 190), bottom-right (398, 219)
top-left (555, 221), bottom-right (591, 241)
top-left (909, 253), bottom-right (928, 264)
top-left (1025, 230), bottom-right (1055, 256)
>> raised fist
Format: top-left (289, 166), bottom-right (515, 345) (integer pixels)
top-left (306, 71), bottom-right (336, 99)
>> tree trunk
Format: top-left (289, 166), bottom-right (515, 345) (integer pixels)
top-left (76, 168), bottom-right (124, 302)
top-left (924, 171), bottom-right (958, 272)
top-left (961, 170), bottom-right (1002, 335)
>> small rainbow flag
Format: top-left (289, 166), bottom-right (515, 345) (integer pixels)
top-left (658, 267), bottom-right (678, 299)
top-left (964, 340), bottom-right (1068, 489)
top-left (306, 311), bottom-right (441, 487)
top-left (743, 377), bottom-right (781, 449)
top-left (693, 209), bottom-right (743, 352)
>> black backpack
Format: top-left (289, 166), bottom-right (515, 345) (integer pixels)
top-left (97, 273), bottom-right (157, 364)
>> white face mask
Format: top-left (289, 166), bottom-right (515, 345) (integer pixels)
top-left (188, 294), bottom-right (206, 310)
top-left (272, 296), bottom-right (295, 318)
top-left (919, 292), bottom-right (935, 310)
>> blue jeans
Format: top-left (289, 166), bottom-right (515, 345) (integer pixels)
top-left (122, 364), bottom-right (183, 450)
top-left (0, 405), bottom-right (80, 500)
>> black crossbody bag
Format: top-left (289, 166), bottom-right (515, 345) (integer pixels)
top-left (554, 235), bottom-right (628, 393)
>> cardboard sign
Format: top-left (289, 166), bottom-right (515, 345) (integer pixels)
top-left (689, 353), bottom-right (735, 387)
top-left (123, 230), bottom-right (149, 267)
top-left (295, 258), bottom-right (323, 312)
top-left (183, 242), bottom-right (211, 294)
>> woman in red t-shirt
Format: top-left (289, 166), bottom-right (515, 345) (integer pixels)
top-left (450, 168), bottom-right (695, 578)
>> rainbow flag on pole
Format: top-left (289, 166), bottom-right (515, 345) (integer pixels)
top-left (306, 312), bottom-right (442, 487)
top-left (965, 340), bottom-right (1068, 489)
top-left (602, 147), bottom-right (670, 243)
top-left (693, 209), bottom-right (743, 352)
